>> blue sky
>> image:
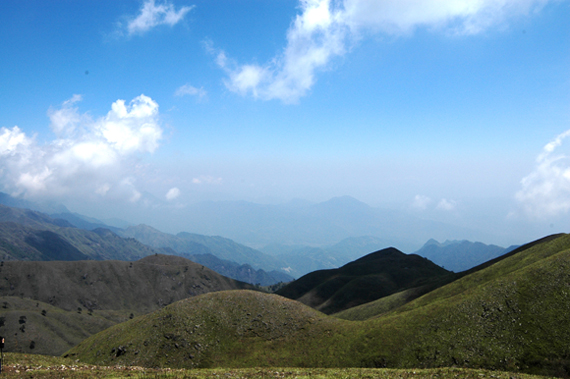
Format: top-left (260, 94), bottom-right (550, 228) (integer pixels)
top-left (0, 0), bottom-right (569, 246)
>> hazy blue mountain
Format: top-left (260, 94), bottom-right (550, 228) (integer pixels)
top-left (0, 192), bottom-right (69, 214)
top-left (118, 224), bottom-right (291, 279)
top-left (183, 253), bottom-right (294, 286)
top-left (50, 212), bottom-right (122, 233)
top-left (0, 206), bottom-right (157, 261)
top-left (168, 196), bottom-right (493, 252)
top-left (0, 204), bottom-right (73, 229)
top-left (0, 192), bottom-right (124, 233)
top-left (260, 236), bottom-right (391, 277)
top-left (414, 239), bottom-right (507, 272)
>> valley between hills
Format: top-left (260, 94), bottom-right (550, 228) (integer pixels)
top-left (0, 197), bottom-right (568, 378)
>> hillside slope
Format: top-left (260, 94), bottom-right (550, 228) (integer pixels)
top-left (67, 234), bottom-right (570, 377)
top-left (277, 247), bottom-right (454, 314)
top-left (66, 290), bottom-right (356, 369)
top-left (333, 235), bottom-right (565, 321)
top-left (0, 255), bottom-right (253, 355)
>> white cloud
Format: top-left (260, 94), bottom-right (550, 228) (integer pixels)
top-left (437, 198), bottom-right (457, 211)
top-left (47, 94), bottom-right (84, 136)
top-left (0, 126), bottom-right (32, 156)
top-left (0, 95), bottom-right (163, 201)
top-left (175, 84), bottom-right (207, 100)
top-left (516, 129), bottom-right (570, 218)
top-left (166, 187), bottom-right (180, 200)
top-left (192, 175), bottom-right (223, 185)
top-left (97, 95), bottom-right (162, 154)
top-left (412, 194), bottom-right (432, 210)
top-left (126, 0), bottom-right (194, 36)
top-left (217, 0), bottom-right (552, 103)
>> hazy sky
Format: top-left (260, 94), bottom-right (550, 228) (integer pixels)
top-left (0, 0), bottom-right (569, 245)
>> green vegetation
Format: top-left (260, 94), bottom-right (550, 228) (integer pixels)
top-left (0, 353), bottom-right (555, 378)
top-left (0, 255), bottom-right (253, 355)
top-left (66, 234), bottom-right (570, 377)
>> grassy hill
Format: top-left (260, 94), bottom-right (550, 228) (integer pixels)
top-left (66, 233), bottom-right (570, 377)
top-left (0, 255), bottom-right (254, 355)
top-left (65, 290), bottom-right (355, 369)
top-left (276, 247), bottom-right (455, 314)
top-left (333, 234), bottom-right (564, 321)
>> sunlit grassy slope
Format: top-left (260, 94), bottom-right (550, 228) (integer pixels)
top-left (332, 234), bottom-right (565, 322)
top-left (0, 353), bottom-right (557, 379)
top-left (0, 255), bottom-right (253, 355)
top-left (66, 233), bottom-right (570, 377)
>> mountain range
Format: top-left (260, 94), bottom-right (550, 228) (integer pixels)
top-left (153, 196), bottom-right (496, 252)
top-left (413, 239), bottom-right (516, 272)
top-left (64, 233), bottom-right (570, 377)
top-left (0, 190), bottom-right (569, 376)
top-left (0, 193), bottom-right (517, 279)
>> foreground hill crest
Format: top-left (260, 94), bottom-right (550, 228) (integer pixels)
top-left (67, 234), bottom-right (570, 377)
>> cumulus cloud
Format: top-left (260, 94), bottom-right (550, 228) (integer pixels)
top-left (216, 0), bottom-right (552, 103)
top-left (175, 84), bottom-right (207, 100)
top-left (0, 95), bottom-right (163, 201)
top-left (125, 0), bottom-right (193, 36)
top-left (516, 129), bottom-right (570, 218)
top-left (166, 187), bottom-right (181, 200)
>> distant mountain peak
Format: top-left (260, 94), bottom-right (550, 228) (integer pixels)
top-left (423, 238), bottom-right (441, 247)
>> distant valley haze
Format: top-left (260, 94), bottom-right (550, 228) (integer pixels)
top-left (0, 0), bottom-right (568, 253)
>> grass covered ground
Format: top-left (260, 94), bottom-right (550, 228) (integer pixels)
top-left (0, 353), bottom-right (557, 378)
top-left (64, 234), bottom-right (570, 377)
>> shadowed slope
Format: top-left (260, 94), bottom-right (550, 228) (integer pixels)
top-left (277, 247), bottom-right (454, 314)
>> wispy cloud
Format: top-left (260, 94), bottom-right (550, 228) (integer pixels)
top-left (0, 95), bottom-right (163, 202)
top-left (516, 129), bottom-right (570, 218)
top-left (436, 198), bottom-right (457, 211)
top-left (175, 84), bottom-right (207, 100)
top-left (412, 195), bottom-right (457, 211)
top-left (215, 0), bottom-right (552, 103)
top-left (166, 187), bottom-right (181, 200)
top-left (192, 175), bottom-right (222, 185)
top-left (124, 0), bottom-right (194, 36)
